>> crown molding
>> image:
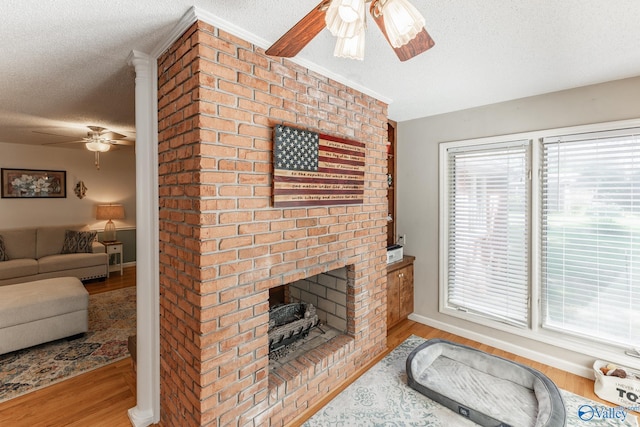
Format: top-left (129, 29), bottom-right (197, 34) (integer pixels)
top-left (150, 6), bottom-right (392, 106)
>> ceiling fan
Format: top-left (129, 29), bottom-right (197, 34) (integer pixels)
top-left (42, 125), bottom-right (132, 169)
top-left (265, 0), bottom-right (435, 61)
top-left (82, 126), bottom-right (130, 170)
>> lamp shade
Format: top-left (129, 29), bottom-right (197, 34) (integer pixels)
top-left (96, 204), bottom-right (125, 220)
top-left (338, 0), bottom-right (363, 22)
top-left (85, 141), bottom-right (111, 152)
top-left (381, 0), bottom-right (426, 48)
top-left (325, 0), bottom-right (365, 38)
top-left (334, 29), bottom-right (366, 60)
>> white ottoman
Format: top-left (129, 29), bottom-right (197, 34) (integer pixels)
top-left (0, 277), bottom-right (89, 354)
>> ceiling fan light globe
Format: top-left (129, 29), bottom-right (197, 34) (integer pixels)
top-left (326, 0), bottom-right (365, 38)
top-left (381, 0), bottom-right (426, 48)
top-left (338, 0), bottom-right (364, 23)
top-left (85, 141), bottom-right (111, 152)
top-left (334, 29), bottom-right (365, 60)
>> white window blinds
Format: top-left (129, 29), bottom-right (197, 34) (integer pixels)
top-left (542, 128), bottom-right (640, 347)
top-left (445, 141), bottom-right (530, 327)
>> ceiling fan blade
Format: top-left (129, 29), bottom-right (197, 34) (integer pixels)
top-left (265, 0), bottom-right (330, 57)
top-left (32, 130), bottom-right (78, 138)
top-left (42, 140), bottom-right (84, 146)
top-left (110, 140), bottom-right (135, 146)
top-left (101, 131), bottom-right (127, 140)
top-left (369, 3), bottom-right (435, 62)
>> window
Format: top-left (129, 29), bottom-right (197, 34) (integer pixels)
top-left (541, 129), bottom-right (640, 347)
top-left (442, 140), bottom-right (530, 327)
top-left (440, 124), bottom-right (640, 350)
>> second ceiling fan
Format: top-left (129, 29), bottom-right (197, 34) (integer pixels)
top-left (42, 125), bottom-right (133, 169)
top-left (265, 0), bottom-right (435, 61)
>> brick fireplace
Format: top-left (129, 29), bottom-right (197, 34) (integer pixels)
top-left (157, 21), bottom-right (388, 426)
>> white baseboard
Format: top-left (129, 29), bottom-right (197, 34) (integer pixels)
top-left (408, 313), bottom-right (593, 379)
top-left (128, 406), bottom-right (154, 427)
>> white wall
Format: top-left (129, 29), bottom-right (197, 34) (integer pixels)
top-left (397, 75), bottom-right (640, 376)
top-left (0, 142), bottom-right (136, 231)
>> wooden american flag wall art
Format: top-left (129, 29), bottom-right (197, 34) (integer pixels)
top-left (273, 124), bottom-right (365, 207)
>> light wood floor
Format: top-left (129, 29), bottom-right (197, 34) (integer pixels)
top-left (0, 269), bottom-right (615, 426)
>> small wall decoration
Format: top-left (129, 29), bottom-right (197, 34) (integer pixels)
top-left (1, 168), bottom-right (66, 198)
top-left (273, 124), bottom-right (365, 207)
top-left (74, 180), bottom-right (88, 199)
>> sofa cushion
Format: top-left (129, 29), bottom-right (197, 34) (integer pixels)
top-left (0, 228), bottom-right (36, 260)
top-left (0, 258), bottom-right (39, 280)
top-left (38, 252), bottom-right (107, 274)
top-left (37, 226), bottom-right (73, 258)
top-left (0, 235), bottom-right (7, 261)
top-left (37, 225), bottom-right (86, 258)
top-left (0, 277), bottom-right (88, 328)
top-left (61, 230), bottom-right (97, 254)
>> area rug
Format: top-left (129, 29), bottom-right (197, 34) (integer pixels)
top-left (0, 286), bottom-right (136, 403)
top-left (304, 336), bottom-right (639, 427)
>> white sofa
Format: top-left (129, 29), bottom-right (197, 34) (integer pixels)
top-left (0, 225), bottom-right (108, 286)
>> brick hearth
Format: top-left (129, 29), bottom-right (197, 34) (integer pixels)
top-left (157, 21), bottom-right (389, 426)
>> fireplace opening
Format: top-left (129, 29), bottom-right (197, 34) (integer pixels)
top-left (267, 267), bottom-right (350, 366)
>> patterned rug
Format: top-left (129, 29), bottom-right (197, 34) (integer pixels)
top-left (304, 336), bottom-right (639, 427)
top-left (0, 286), bottom-right (136, 403)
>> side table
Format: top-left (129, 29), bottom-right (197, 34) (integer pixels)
top-left (101, 241), bottom-right (123, 277)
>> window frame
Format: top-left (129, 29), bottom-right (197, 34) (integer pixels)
top-left (438, 118), bottom-right (640, 364)
top-left (540, 128), bottom-right (640, 347)
top-left (440, 138), bottom-right (532, 328)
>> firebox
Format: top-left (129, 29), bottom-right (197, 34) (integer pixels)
top-left (267, 268), bottom-right (350, 366)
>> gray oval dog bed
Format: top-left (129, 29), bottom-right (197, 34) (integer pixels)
top-left (406, 339), bottom-right (566, 427)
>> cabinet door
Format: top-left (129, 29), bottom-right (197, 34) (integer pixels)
top-left (387, 271), bottom-right (400, 328)
top-left (399, 264), bottom-right (414, 319)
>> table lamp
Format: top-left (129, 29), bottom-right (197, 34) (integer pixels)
top-left (96, 204), bottom-right (125, 242)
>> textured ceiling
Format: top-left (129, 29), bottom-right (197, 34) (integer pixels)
top-left (1, 0), bottom-right (640, 147)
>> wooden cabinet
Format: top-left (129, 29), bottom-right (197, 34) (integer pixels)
top-left (386, 255), bottom-right (415, 330)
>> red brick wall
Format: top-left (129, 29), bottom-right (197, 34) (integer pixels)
top-left (157, 21), bottom-right (388, 426)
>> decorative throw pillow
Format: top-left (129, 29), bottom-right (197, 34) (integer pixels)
top-left (61, 230), bottom-right (97, 254)
top-left (0, 235), bottom-right (7, 261)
